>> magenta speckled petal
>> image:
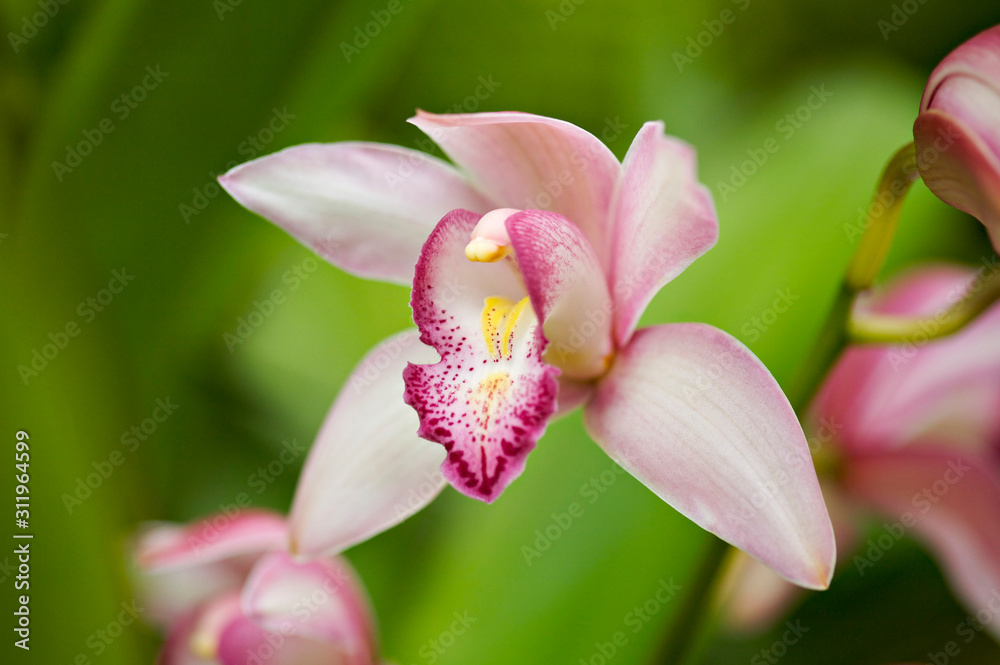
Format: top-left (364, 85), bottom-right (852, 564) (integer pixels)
top-left (404, 209), bottom-right (559, 502)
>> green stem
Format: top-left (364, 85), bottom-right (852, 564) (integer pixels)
top-left (845, 142), bottom-right (918, 291)
top-left (656, 536), bottom-right (731, 665)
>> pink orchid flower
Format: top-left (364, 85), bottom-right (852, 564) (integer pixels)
top-left (721, 265), bottom-right (1000, 638)
top-left (219, 111), bottom-right (834, 589)
top-left (914, 24), bottom-right (1000, 252)
top-left (132, 509), bottom-right (380, 665)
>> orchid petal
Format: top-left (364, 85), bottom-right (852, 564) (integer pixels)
top-left (846, 449), bottom-right (1000, 639)
top-left (916, 25), bottom-right (1000, 251)
top-left (408, 111), bottom-right (621, 267)
top-left (158, 593), bottom-right (243, 665)
top-left (812, 265), bottom-right (1000, 454)
top-left (913, 111), bottom-right (1000, 251)
top-left (289, 331), bottom-right (448, 558)
top-left (718, 551), bottom-right (801, 634)
top-left (920, 25), bottom-right (1000, 116)
top-left (137, 511), bottom-right (287, 572)
top-left (219, 143), bottom-right (492, 284)
top-left (505, 209), bottom-right (614, 379)
top-left (404, 209), bottom-right (559, 502)
top-left (584, 323), bottom-right (835, 589)
top-left (719, 481), bottom-right (860, 632)
top-left (158, 611), bottom-right (219, 665)
top-left (242, 552), bottom-right (376, 665)
top-left (217, 614), bottom-right (345, 665)
top-left (610, 122), bottom-right (719, 345)
top-left (134, 511), bottom-right (287, 627)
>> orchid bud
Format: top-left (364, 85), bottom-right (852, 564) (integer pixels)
top-left (913, 25), bottom-right (1000, 252)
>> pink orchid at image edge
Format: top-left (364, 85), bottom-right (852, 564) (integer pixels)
top-left (914, 24), bottom-right (1000, 252)
top-left (219, 111), bottom-right (835, 589)
top-left (721, 264), bottom-right (1000, 639)
top-left (132, 510), bottom-right (381, 665)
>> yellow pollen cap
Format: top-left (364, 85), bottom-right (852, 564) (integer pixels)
top-left (465, 237), bottom-right (510, 263)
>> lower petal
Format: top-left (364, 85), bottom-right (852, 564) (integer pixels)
top-left (584, 323), bottom-right (835, 589)
top-left (289, 331), bottom-right (448, 558)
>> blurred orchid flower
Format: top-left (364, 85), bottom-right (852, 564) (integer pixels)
top-left (220, 111), bottom-right (834, 589)
top-left (914, 24), bottom-right (1000, 252)
top-left (132, 510), bottom-right (380, 665)
top-left (721, 265), bottom-right (1000, 638)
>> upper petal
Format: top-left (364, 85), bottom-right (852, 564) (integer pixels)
top-left (404, 209), bottom-right (559, 502)
top-left (219, 143), bottom-right (493, 284)
top-left (289, 330), bottom-right (448, 558)
top-left (505, 209), bottom-right (614, 379)
top-left (846, 448), bottom-right (1000, 640)
top-left (408, 111), bottom-right (621, 268)
top-left (584, 323), bottom-right (835, 589)
top-left (610, 122), bottom-right (719, 346)
top-left (241, 552), bottom-right (377, 665)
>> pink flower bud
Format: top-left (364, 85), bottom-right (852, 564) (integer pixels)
top-left (914, 25), bottom-right (1000, 252)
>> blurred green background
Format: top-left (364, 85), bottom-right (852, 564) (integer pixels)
top-left (2, 0), bottom-right (1000, 663)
